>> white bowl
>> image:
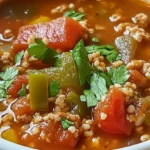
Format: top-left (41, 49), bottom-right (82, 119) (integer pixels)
top-left (0, 138), bottom-right (150, 150)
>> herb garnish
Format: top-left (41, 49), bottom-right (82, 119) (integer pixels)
top-left (64, 9), bottom-right (86, 21)
top-left (49, 80), bottom-right (60, 97)
top-left (15, 51), bottom-right (24, 66)
top-left (0, 67), bottom-right (19, 81)
top-left (18, 84), bottom-right (26, 97)
top-left (92, 37), bottom-right (99, 43)
top-left (80, 73), bottom-right (108, 107)
top-left (72, 40), bottom-right (92, 85)
top-left (107, 65), bottom-right (130, 85)
top-left (85, 45), bottom-right (121, 63)
top-left (61, 118), bottom-right (74, 129)
top-left (0, 67), bottom-right (19, 100)
top-left (27, 38), bottom-right (59, 64)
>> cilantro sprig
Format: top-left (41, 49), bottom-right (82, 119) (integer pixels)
top-left (48, 80), bottom-right (60, 97)
top-left (80, 64), bottom-right (129, 107)
top-left (85, 45), bottom-right (121, 63)
top-left (61, 118), bottom-right (74, 129)
top-left (27, 38), bottom-right (59, 64)
top-left (18, 84), bottom-right (26, 97)
top-left (0, 67), bottom-right (19, 81)
top-left (72, 40), bottom-right (92, 85)
top-left (64, 9), bottom-right (86, 21)
top-left (0, 67), bottom-right (19, 100)
top-left (15, 51), bottom-right (24, 66)
top-left (80, 73), bottom-right (108, 107)
top-left (92, 37), bottom-right (99, 43)
top-left (107, 65), bottom-right (130, 85)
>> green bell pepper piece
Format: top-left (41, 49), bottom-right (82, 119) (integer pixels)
top-left (28, 52), bottom-right (82, 91)
top-left (66, 91), bottom-right (87, 118)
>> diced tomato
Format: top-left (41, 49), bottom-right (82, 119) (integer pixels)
top-left (40, 121), bottom-right (78, 148)
top-left (30, 60), bottom-right (50, 69)
top-left (8, 75), bottom-right (28, 98)
top-left (12, 97), bottom-right (33, 116)
top-left (13, 17), bottom-right (85, 53)
top-left (94, 87), bottom-right (133, 135)
top-left (128, 70), bottom-right (147, 87)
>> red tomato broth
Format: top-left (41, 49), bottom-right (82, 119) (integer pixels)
top-left (0, 0), bottom-right (150, 150)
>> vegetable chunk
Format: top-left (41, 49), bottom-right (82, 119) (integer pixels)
top-left (12, 97), bottom-right (33, 116)
top-left (13, 17), bottom-right (84, 52)
top-left (8, 75), bottom-right (28, 98)
top-left (94, 87), bottom-right (133, 135)
top-left (29, 74), bottom-right (48, 111)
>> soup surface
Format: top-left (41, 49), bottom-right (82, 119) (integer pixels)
top-left (0, 0), bottom-right (150, 150)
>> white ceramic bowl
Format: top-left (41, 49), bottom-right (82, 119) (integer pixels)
top-left (0, 138), bottom-right (150, 150)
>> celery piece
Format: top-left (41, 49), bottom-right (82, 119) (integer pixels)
top-left (29, 73), bottom-right (48, 111)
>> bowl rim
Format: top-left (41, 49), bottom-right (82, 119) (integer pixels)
top-left (0, 137), bottom-right (150, 150)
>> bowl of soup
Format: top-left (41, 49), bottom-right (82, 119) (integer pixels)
top-left (0, 0), bottom-right (150, 150)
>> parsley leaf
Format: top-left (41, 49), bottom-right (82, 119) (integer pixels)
top-left (28, 38), bottom-right (47, 59)
top-left (49, 80), bottom-right (60, 97)
top-left (18, 84), bottom-right (26, 97)
top-left (90, 73), bottom-right (108, 100)
top-left (0, 67), bottom-right (19, 81)
top-left (64, 9), bottom-right (86, 21)
top-left (28, 38), bottom-right (59, 64)
top-left (80, 90), bottom-right (97, 107)
top-left (72, 40), bottom-right (92, 85)
top-left (86, 45), bottom-right (121, 63)
top-left (15, 51), bottom-right (24, 66)
top-left (61, 118), bottom-right (74, 129)
top-left (43, 48), bottom-right (59, 64)
top-left (0, 67), bottom-right (19, 100)
top-left (92, 37), bottom-right (99, 43)
top-left (93, 66), bottom-right (112, 87)
top-left (108, 65), bottom-right (130, 85)
top-left (80, 73), bottom-right (108, 107)
top-left (0, 89), bottom-right (7, 101)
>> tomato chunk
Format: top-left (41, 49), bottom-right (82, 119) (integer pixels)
top-left (13, 17), bottom-right (85, 53)
top-left (94, 87), bottom-right (133, 135)
top-left (12, 98), bottom-right (33, 116)
top-left (40, 121), bottom-right (78, 148)
top-left (128, 70), bottom-right (147, 87)
top-left (8, 75), bottom-right (28, 98)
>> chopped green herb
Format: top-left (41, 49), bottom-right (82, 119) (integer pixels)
top-left (98, 72), bottom-right (112, 87)
top-left (54, 55), bottom-right (61, 67)
top-left (49, 80), bottom-right (60, 97)
top-left (90, 73), bottom-right (108, 100)
top-left (93, 66), bottom-right (112, 87)
top-left (27, 38), bottom-right (59, 64)
top-left (61, 118), bottom-right (74, 129)
top-left (80, 90), bottom-right (97, 107)
top-left (64, 9), bottom-right (86, 21)
top-left (108, 65), bottom-right (130, 85)
top-left (80, 73), bottom-right (108, 107)
top-left (72, 40), bottom-right (92, 85)
top-left (0, 89), bottom-right (7, 101)
top-left (92, 37), bottom-right (99, 43)
top-left (18, 84), bottom-right (26, 97)
top-left (0, 67), bottom-right (19, 81)
top-left (15, 51), bottom-right (24, 66)
top-left (0, 80), bottom-right (13, 101)
top-left (28, 38), bottom-right (47, 59)
top-left (0, 67), bottom-right (19, 100)
top-left (0, 80), bottom-right (13, 90)
top-left (86, 45), bottom-right (121, 62)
